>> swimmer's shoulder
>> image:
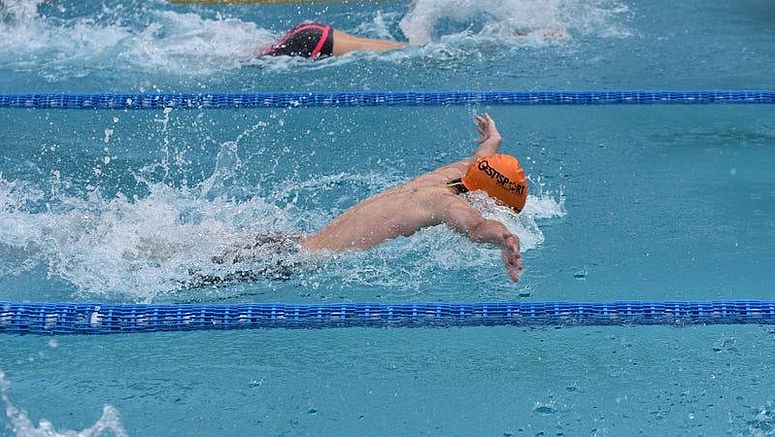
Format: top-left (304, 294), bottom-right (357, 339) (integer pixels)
top-left (404, 161), bottom-right (468, 187)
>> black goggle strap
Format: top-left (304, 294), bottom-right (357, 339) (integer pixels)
top-left (446, 178), bottom-right (469, 195)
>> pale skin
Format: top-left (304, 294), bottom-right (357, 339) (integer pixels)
top-left (301, 114), bottom-right (524, 282)
top-left (331, 30), bottom-right (406, 56)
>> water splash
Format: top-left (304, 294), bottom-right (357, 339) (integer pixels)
top-left (0, 105), bottom-right (566, 300)
top-left (0, 169), bottom-right (297, 300)
top-left (0, 0), bottom-right (630, 78)
top-left (0, 1), bottom-right (274, 78)
top-left (0, 0), bottom-right (43, 25)
top-left (313, 189), bottom-right (565, 294)
top-left (0, 370), bottom-right (128, 437)
top-left (0, 153), bottom-right (564, 300)
top-left (121, 11), bottom-right (275, 74)
top-left (400, 0), bottom-right (631, 45)
top-left (748, 402), bottom-right (775, 437)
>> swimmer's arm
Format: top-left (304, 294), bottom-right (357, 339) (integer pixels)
top-left (473, 113), bottom-right (503, 159)
top-left (441, 201), bottom-right (522, 282)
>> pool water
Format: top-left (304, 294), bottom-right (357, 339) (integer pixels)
top-left (1, 0), bottom-right (774, 435)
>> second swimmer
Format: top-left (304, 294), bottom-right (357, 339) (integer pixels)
top-left (259, 21), bottom-right (406, 59)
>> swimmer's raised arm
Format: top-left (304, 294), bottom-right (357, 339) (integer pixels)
top-left (441, 198), bottom-right (522, 282)
top-left (472, 113), bottom-right (503, 159)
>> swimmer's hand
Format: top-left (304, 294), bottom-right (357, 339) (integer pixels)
top-left (502, 233), bottom-right (522, 282)
top-left (474, 113), bottom-right (503, 157)
top-left (443, 204), bottom-right (521, 281)
top-left (475, 113), bottom-right (501, 144)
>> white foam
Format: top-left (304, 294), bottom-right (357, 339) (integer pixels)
top-left (351, 10), bottom-right (402, 40)
top-left (0, 370), bottom-right (128, 437)
top-left (0, 0), bottom-right (43, 25)
top-left (400, 0), bottom-right (631, 45)
top-left (120, 11), bottom-right (275, 74)
top-left (0, 127), bottom-right (399, 299)
top-left (0, 172), bottom-right (296, 300)
top-left (0, 1), bottom-right (275, 78)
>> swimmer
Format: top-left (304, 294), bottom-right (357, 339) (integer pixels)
top-left (203, 114), bottom-right (525, 285)
top-left (259, 21), bottom-right (406, 59)
top-left (299, 113), bottom-right (527, 281)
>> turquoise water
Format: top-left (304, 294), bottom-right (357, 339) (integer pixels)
top-left (1, 0), bottom-right (774, 435)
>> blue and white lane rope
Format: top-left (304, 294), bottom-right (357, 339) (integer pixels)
top-left (0, 90), bottom-right (773, 110)
top-left (2, 300), bottom-right (774, 334)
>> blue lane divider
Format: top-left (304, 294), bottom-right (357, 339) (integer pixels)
top-left (0, 90), bottom-right (773, 110)
top-left (2, 300), bottom-right (774, 334)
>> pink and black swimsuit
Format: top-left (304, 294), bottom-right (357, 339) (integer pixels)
top-left (260, 22), bottom-right (334, 59)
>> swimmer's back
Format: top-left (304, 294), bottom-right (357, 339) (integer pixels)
top-left (260, 22), bottom-right (334, 59)
top-left (301, 161), bottom-right (471, 251)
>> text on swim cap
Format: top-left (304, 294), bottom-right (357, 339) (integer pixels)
top-left (478, 159), bottom-right (525, 195)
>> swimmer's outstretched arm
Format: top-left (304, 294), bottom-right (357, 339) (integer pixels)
top-left (472, 113), bottom-right (503, 159)
top-left (441, 199), bottom-right (522, 282)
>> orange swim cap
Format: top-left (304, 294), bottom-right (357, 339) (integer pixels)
top-left (461, 154), bottom-right (528, 212)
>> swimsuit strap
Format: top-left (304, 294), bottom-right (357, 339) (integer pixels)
top-left (260, 23), bottom-right (330, 57)
top-left (310, 25), bottom-right (331, 59)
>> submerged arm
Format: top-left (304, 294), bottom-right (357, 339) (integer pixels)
top-left (441, 200), bottom-right (522, 282)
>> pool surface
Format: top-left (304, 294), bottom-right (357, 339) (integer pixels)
top-left (1, 0), bottom-right (774, 435)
